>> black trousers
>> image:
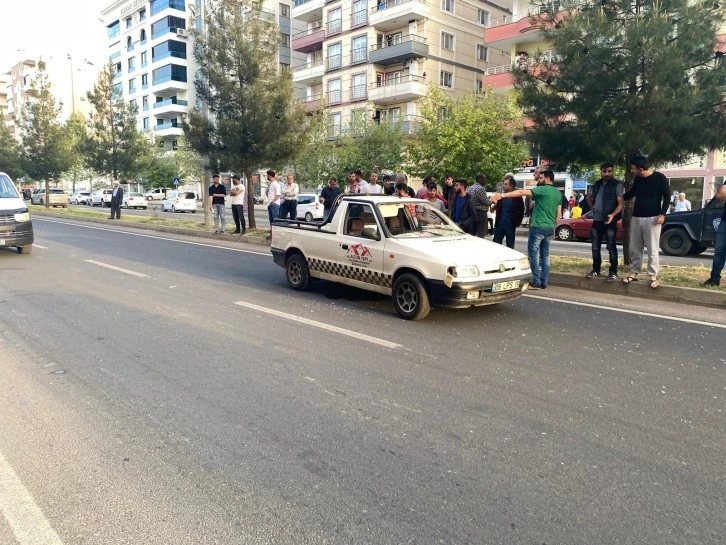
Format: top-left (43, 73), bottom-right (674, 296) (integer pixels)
top-left (474, 211), bottom-right (488, 238)
top-left (231, 204), bottom-right (246, 233)
top-left (591, 221), bottom-right (618, 275)
top-left (110, 200), bottom-right (121, 219)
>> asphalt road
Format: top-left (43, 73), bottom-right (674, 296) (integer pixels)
top-left (0, 217), bottom-right (723, 545)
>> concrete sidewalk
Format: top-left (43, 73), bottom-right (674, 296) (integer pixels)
top-left (32, 210), bottom-right (726, 309)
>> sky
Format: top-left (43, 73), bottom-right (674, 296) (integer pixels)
top-left (0, 1), bottom-right (108, 73)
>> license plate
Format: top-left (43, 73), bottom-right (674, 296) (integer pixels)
top-left (492, 280), bottom-right (519, 292)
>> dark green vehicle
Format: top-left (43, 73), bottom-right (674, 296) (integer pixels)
top-left (660, 196), bottom-right (724, 256)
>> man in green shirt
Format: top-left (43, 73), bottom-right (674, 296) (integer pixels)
top-left (491, 170), bottom-right (562, 289)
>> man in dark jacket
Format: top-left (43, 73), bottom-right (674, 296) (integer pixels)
top-left (585, 163), bottom-right (624, 282)
top-left (491, 175), bottom-right (525, 248)
top-left (109, 180), bottom-right (123, 220)
top-left (450, 179), bottom-right (476, 234)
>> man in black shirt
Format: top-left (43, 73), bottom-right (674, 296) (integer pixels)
top-left (319, 177), bottom-right (341, 220)
top-left (208, 174), bottom-right (227, 234)
top-left (622, 156), bottom-right (671, 288)
top-left (704, 183), bottom-right (726, 286)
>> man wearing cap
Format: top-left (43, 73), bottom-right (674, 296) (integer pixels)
top-left (109, 180), bottom-right (123, 220)
top-left (230, 174), bottom-right (246, 234)
top-left (209, 174), bottom-right (227, 234)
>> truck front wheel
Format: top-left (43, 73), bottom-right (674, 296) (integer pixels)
top-left (392, 273), bottom-right (431, 320)
top-left (660, 228), bottom-right (692, 256)
top-left (286, 254), bottom-right (311, 291)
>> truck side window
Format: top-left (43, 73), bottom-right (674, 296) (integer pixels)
top-left (345, 203), bottom-right (377, 237)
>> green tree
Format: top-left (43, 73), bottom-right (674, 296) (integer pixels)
top-left (408, 87), bottom-right (528, 187)
top-left (21, 66), bottom-right (72, 207)
top-left (64, 111), bottom-right (89, 193)
top-left (515, 0), bottom-right (726, 260)
top-left (185, 0), bottom-right (309, 228)
top-left (0, 120), bottom-right (24, 180)
top-left (85, 63), bottom-right (148, 181)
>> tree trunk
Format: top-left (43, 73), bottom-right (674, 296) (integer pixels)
top-left (245, 166), bottom-right (257, 230)
top-left (621, 154), bottom-right (637, 267)
top-left (44, 179), bottom-right (50, 209)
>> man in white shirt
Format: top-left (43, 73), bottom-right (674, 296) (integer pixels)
top-left (230, 174), bottom-right (246, 234)
top-left (674, 193), bottom-right (691, 212)
top-left (354, 170), bottom-right (369, 193)
top-left (366, 171), bottom-right (383, 195)
top-left (266, 169), bottom-right (281, 224)
top-left (279, 174), bottom-right (300, 220)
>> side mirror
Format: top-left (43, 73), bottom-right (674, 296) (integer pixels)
top-left (361, 227), bottom-right (380, 241)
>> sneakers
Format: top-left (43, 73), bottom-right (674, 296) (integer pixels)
top-left (703, 278), bottom-right (720, 287)
top-left (585, 271), bottom-right (600, 279)
top-left (213, 230), bottom-right (219, 234)
top-left (606, 273), bottom-right (617, 283)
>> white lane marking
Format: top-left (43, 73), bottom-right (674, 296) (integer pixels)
top-left (524, 294), bottom-right (726, 330)
top-left (32, 244), bottom-right (48, 250)
top-left (35, 218), bottom-right (269, 256)
top-left (84, 259), bottom-right (150, 278)
top-left (234, 301), bottom-right (402, 349)
top-left (0, 453), bottom-right (64, 545)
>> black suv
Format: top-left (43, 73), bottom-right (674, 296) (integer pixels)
top-left (660, 196), bottom-right (724, 256)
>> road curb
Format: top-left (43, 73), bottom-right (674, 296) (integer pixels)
top-left (31, 211), bottom-right (272, 246)
top-left (548, 272), bottom-right (726, 309)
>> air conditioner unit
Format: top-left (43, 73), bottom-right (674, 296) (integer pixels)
top-left (311, 20), bottom-right (322, 30)
top-left (176, 28), bottom-right (187, 38)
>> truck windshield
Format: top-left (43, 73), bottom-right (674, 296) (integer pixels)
top-left (377, 202), bottom-right (463, 238)
top-left (0, 174), bottom-right (19, 199)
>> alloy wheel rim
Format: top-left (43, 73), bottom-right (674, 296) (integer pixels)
top-left (396, 282), bottom-right (418, 313)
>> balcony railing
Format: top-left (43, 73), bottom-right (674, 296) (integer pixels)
top-left (487, 4), bottom-right (560, 28)
top-left (293, 24), bottom-right (324, 38)
top-left (483, 50), bottom-right (557, 76)
top-left (327, 89), bottom-right (341, 104)
top-left (293, 58), bottom-right (324, 72)
top-left (153, 51), bottom-right (187, 63)
top-left (327, 124), bottom-right (341, 138)
top-left (326, 19), bottom-right (342, 36)
top-left (154, 122), bottom-right (179, 130)
top-left (326, 54), bottom-right (342, 70)
top-left (351, 10), bottom-right (367, 27)
top-left (373, 74), bottom-right (426, 87)
top-left (351, 47), bottom-right (367, 64)
top-left (351, 84), bottom-right (367, 100)
top-left (371, 33), bottom-right (426, 50)
top-left (371, 0), bottom-right (426, 12)
top-left (153, 99), bottom-right (189, 108)
top-left (151, 0), bottom-right (185, 17)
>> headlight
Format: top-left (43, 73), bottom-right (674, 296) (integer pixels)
top-left (519, 258), bottom-right (531, 271)
top-left (448, 265), bottom-right (480, 278)
top-left (14, 212), bottom-right (30, 222)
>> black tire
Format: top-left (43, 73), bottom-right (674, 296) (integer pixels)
top-left (392, 273), bottom-right (431, 320)
top-left (660, 228), bottom-right (692, 256)
top-left (17, 245), bottom-right (32, 255)
top-left (39, 199), bottom-right (44, 206)
top-left (556, 225), bottom-right (573, 241)
top-left (305, 212), bottom-right (313, 222)
top-left (192, 210), bottom-right (196, 213)
top-left (171, 206), bottom-right (176, 213)
top-left (688, 244), bottom-right (708, 255)
top-left (286, 254), bottom-right (310, 291)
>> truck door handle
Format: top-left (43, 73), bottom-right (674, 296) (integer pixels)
top-left (341, 244), bottom-right (349, 250)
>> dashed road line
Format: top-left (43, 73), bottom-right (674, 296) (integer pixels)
top-left (84, 259), bottom-right (150, 278)
top-left (32, 244), bottom-right (48, 250)
top-left (0, 453), bottom-right (64, 545)
top-left (234, 301), bottom-right (402, 349)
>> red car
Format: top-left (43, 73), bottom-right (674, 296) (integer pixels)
top-left (555, 211), bottom-right (623, 242)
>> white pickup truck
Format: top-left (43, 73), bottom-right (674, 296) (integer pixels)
top-left (271, 195), bottom-right (532, 320)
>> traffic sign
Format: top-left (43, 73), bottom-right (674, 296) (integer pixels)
top-left (573, 179), bottom-right (588, 190)
top-left (173, 177), bottom-right (181, 185)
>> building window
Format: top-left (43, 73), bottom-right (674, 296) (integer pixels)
top-left (172, 140), bottom-right (178, 150)
top-left (351, 73), bottom-right (366, 100)
top-left (128, 58), bottom-right (136, 72)
top-left (351, 108), bottom-right (366, 136)
top-left (476, 78), bottom-right (483, 91)
top-left (385, 71), bottom-right (401, 85)
top-left (126, 17), bottom-right (133, 29)
top-left (279, 3), bottom-right (290, 18)
top-left (327, 42), bottom-right (342, 70)
top-left (151, 15), bottom-right (186, 40)
top-left (440, 70), bottom-right (453, 88)
top-left (140, 29), bottom-right (147, 44)
top-left (351, 35), bottom-right (367, 64)
top-left (128, 78), bottom-right (136, 93)
top-left (143, 117), bottom-right (150, 130)
top-left (139, 8), bottom-right (146, 21)
top-left (130, 99), bottom-right (138, 111)
top-left (327, 7), bottom-right (342, 36)
top-left (441, 0), bottom-right (454, 13)
top-left (352, 0), bottom-right (367, 27)
top-left (441, 32), bottom-right (454, 51)
top-left (141, 73), bottom-right (148, 86)
top-left (141, 51), bottom-right (148, 66)
top-left (327, 78), bottom-right (341, 104)
top-left (328, 112), bottom-right (341, 138)
top-left (108, 21), bottom-right (120, 39)
top-left (478, 9), bottom-right (489, 26)
top-left (152, 40), bottom-right (187, 61)
top-left (112, 82), bottom-right (123, 98)
top-left (280, 33), bottom-right (290, 47)
top-left (152, 63), bottom-right (188, 85)
top-left (476, 44), bottom-right (489, 61)
top-left (127, 37), bottom-right (134, 51)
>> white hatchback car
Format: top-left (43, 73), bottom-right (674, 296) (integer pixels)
top-left (123, 192), bottom-right (148, 209)
top-left (161, 191), bottom-right (197, 213)
top-left (91, 189), bottom-right (113, 207)
top-left (296, 193), bottom-right (325, 221)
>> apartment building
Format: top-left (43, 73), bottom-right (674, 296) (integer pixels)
top-left (3, 59), bottom-right (38, 142)
top-left (101, 0), bottom-right (303, 152)
top-left (291, 0), bottom-right (512, 139)
top-left (482, 0), bottom-right (726, 206)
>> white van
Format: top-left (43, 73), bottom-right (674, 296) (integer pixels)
top-left (0, 172), bottom-right (34, 254)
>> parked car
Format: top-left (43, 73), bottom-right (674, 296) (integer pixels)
top-left (660, 195), bottom-right (724, 256)
top-left (555, 211), bottom-right (624, 242)
top-left (0, 172), bottom-right (34, 254)
top-left (253, 194), bottom-right (264, 205)
top-left (161, 191), bottom-right (197, 213)
top-left (31, 188), bottom-right (69, 207)
top-left (123, 192), bottom-right (148, 209)
top-left (91, 189), bottom-right (113, 207)
top-left (144, 187), bottom-right (170, 201)
top-left (296, 193), bottom-right (325, 221)
top-left (70, 191), bottom-right (91, 205)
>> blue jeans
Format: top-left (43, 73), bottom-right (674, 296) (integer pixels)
top-left (493, 222), bottom-right (516, 248)
top-left (268, 203), bottom-right (280, 225)
top-left (528, 227), bottom-right (554, 287)
top-left (213, 203), bottom-right (225, 231)
top-left (709, 220), bottom-right (726, 282)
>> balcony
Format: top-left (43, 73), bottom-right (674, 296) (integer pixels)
top-left (482, 52), bottom-right (556, 94)
top-left (292, 0), bottom-right (324, 23)
top-left (301, 94), bottom-right (323, 113)
top-left (484, 6), bottom-right (562, 49)
top-left (351, 9), bottom-right (367, 29)
top-left (151, 0), bottom-right (185, 17)
top-left (292, 59), bottom-right (324, 84)
top-left (369, 0), bottom-right (428, 32)
top-left (326, 54), bottom-right (342, 72)
top-left (326, 19), bottom-right (342, 37)
top-left (292, 26), bottom-right (325, 53)
top-left (368, 75), bottom-right (427, 104)
top-left (153, 122), bottom-right (183, 137)
top-left (153, 98), bottom-right (189, 115)
top-left (152, 76), bottom-right (187, 91)
top-left (369, 35), bottom-right (428, 66)
top-left (377, 114), bottom-right (422, 135)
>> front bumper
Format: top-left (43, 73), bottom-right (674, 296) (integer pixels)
top-left (0, 220), bottom-right (34, 247)
top-left (429, 272), bottom-right (532, 308)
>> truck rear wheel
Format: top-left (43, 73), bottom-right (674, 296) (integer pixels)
top-left (660, 228), bottom-right (692, 256)
top-left (689, 244), bottom-right (708, 255)
top-left (286, 254), bottom-right (310, 291)
top-left (392, 273), bottom-right (431, 320)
